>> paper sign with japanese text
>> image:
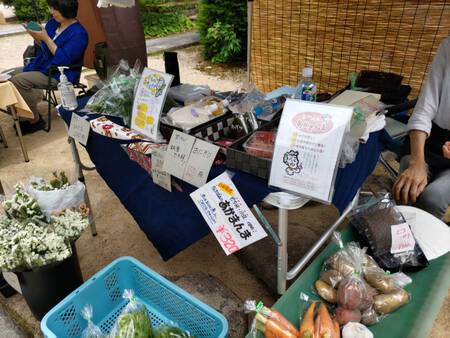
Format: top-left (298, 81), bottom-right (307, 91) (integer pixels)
top-left (190, 172), bottom-right (267, 255)
top-left (151, 148), bottom-right (172, 192)
top-left (183, 139), bottom-right (220, 187)
top-left (391, 222), bottom-right (416, 254)
top-left (163, 130), bottom-right (196, 179)
top-left (68, 113), bottom-right (90, 146)
top-left (131, 68), bottom-right (173, 141)
top-left (269, 99), bottom-right (353, 202)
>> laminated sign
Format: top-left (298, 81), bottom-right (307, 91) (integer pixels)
top-left (190, 172), bottom-right (267, 255)
top-left (131, 68), bottom-right (173, 141)
top-left (269, 99), bottom-right (353, 202)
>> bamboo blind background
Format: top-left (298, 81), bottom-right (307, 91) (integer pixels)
top-left (250, 0), bottom-right (450, 97)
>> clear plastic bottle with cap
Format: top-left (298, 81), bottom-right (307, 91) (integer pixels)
top-left (294, 67), bottom-right (317, 102)
top-left (57, 66), bottom-right (78, 110)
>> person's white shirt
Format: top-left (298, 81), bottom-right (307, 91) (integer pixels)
top-left (407, 37), bottom-right (450, 135)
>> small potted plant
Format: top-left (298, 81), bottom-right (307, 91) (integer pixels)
top-left (0, 183), bottom-right (89, 320)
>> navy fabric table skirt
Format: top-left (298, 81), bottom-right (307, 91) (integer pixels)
top-left (60, 97), bottom-right (383, 260)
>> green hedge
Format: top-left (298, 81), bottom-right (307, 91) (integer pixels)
top-left (198, 0), bottom-right (247, 63)
top-left (9, 0), bottom-right (49, 22)
top-left (141, 8), bottom-right (195, 38)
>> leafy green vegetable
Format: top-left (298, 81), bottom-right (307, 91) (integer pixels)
top-left (152, 325), bottom-right (194, 338)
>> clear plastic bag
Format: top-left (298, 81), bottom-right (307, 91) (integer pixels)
top-left (86, 60), bottom-right (141, 126)
top-left (244, 299), bottom-right (299, 338)
top-left (110, 290), bottom-right (152, 338)
top-left (81, 305), bottom-right (104, 338)
top-left (151, 322), bottom-right (193, 338)
top-left (349, 194), bottom-right (428, 271)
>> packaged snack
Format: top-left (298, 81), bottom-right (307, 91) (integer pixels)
top-left (110, 290), bottom-right (152, 338)
top-left (243, 131), bottom-right (276, 159)
top-left (245, 300), bottom-right (299, 338)
top-left (81, 305), bottom-right (104, 338)
top-left (349, 195), bottom-right (428, 271)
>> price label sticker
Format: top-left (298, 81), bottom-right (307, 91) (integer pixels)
top-left (68, 113), bottom-right (90, 146)
top-left (151, 148), bottom-right (172, 192)
top-left (391, 222), bottom-right (416, 254)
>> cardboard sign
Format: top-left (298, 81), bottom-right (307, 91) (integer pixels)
top-left (151, 148), bottom-right (172, 192)
top-left (163, 130), bottom-right (196, 179)
top-left (163, 131), bottom-right (219, 187)
top-left (269, 99), bottom-right (353, 202)
top-left (68, 113), bottom-right (90, 145)
top-left (391, 222), bottom-right (416, 254)
top-left (190, 172), bottom-right (267, 255)
top-left (131, 68), bottom-right (173, 141)
top-left (183, 139), bottom-right (220, 187)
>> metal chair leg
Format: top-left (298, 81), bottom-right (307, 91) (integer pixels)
top-left (10, 106), bottom-right (29, 162)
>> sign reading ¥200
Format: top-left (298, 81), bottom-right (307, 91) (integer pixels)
top-left (190, 172), bottom-right (267, 255)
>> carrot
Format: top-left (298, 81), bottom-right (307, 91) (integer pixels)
top-left (318, 303), bottom-right (334, 338)
top-left (299, 302), bottom-right (316, 338)
top-left (265, 319), bottom-right (299, 338)
top-left (267, 308), bottom-right (299, 336)
top-left (314, 312), bottom-right (321, 338)
top-left (333, 320), bottom-right (340, 338)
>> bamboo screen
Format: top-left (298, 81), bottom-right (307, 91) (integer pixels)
top-left (250, 0), bottom-right (450, 97)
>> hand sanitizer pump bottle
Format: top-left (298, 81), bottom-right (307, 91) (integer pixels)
top-left (57, 66), bottom-right (78, 110)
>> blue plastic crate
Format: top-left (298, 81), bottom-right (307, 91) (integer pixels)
top-left (41, 257), bottom-right (228, 337)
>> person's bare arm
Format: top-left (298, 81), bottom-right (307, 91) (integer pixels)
top-left (393, 130), bottom-right (428, 204)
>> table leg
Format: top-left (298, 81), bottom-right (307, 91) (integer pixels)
top-left (0, 124), bottom-right (7, 148)
top-left (10, 106), bottom-right (29, 162)
top-left (277, 207), bottom-right (289, 294)
top-left (69, 137), bottom-right (97, 236)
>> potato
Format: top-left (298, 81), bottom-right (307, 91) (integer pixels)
top-left (338, 277), bottom-right (363, 310)
top-left (315, 280), bottom-right (338, 304)
top-left (361, 307), bottom-right (379, 326)
top-left (363, 254), bottom-right (380, 270)
top-left (365, 271), bottom-right (399, 294)
top-left (320, 269), bottom-right (343, 287)
top-left (327, 252), bottom-right (355, 276)
top-left (373, 289), bottom-right (410, 314)
top-left (335, 307), bottom-right (361, 325)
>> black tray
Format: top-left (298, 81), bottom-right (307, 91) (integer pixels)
top-left (227, 117), bottom-right (280, 180)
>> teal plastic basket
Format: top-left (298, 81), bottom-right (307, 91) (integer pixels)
top-left (41, 257), bottom-right (228, 337)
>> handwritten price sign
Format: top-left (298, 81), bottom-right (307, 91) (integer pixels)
top-left (190, 172), bottom-right (267, 255)
top-left (390, 222), bottom-right (416, 254)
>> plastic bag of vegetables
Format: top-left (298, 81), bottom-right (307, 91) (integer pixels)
top-left (81, 304), bottom-right (104, 338)
top-left (86, 60), bottom-right (141, 126)
top-left (245, 299), bottom-right (299, 338)
top-left (109, 289), bottom-right (152, 338)
top-left (152, 323), bottom-right (194, 338)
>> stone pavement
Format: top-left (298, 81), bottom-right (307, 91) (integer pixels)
top-left (145, 31), bottom-right (200, 54)
top-left (0, 24), bottom-right (25, 37)
top-left (0, 306), bottom-right (25, 338)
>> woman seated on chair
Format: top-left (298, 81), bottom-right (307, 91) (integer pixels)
top-left (9, 0), bottom-right (88, 134)
top-left (393, 36), bottom-right (450, 221)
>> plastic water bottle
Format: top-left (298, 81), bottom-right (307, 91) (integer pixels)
top-left (57, 66), bottom-right (78, 110)
top-left (294, 67), bottom-right (317, 102)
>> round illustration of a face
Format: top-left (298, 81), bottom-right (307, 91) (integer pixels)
top-left (143, 73), bottom-right (166, 97)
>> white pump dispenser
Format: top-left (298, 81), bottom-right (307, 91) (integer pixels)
top-left (57, 66), bottom-right (78, 110)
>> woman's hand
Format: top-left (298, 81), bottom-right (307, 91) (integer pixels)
top-left (393, 160), bottom-right (428, 204)
top-left (443, 141), bottom-right (450, 159)
top-left (27, 28), bottom-right (50, 43)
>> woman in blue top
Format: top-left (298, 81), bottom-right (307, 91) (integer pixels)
top-left (10, 0), bottom-right (88, 133)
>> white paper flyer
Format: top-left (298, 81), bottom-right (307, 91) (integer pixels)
top-left (131, 68), bottom-right (173, 140)
top-left (190, 172), bottom-right (267, 255)
top-left (269, 99), bottom-right (353, 202)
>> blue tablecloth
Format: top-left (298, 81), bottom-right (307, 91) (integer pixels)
top-left (60, 96), bottom-right (383, 260)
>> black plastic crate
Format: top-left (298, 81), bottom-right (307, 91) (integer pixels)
top-left (227, 118), bottom-right (280, 180)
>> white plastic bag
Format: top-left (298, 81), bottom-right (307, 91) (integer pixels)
top-left (27, 181), bottom-right (85, 218)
